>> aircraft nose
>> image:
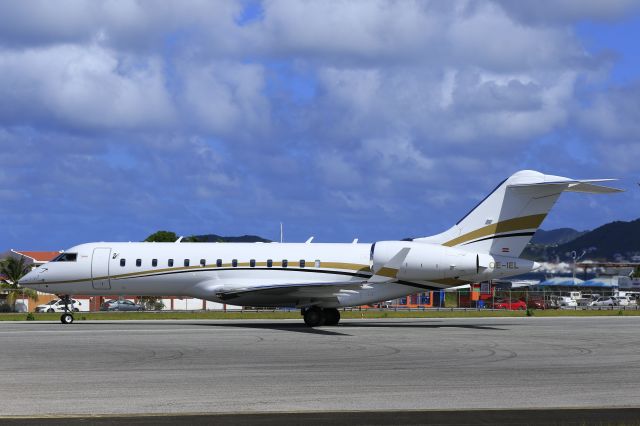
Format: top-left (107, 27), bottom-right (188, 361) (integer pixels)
top-left (19, 269), bottom-right (38, 287)
top-left (532, 261), bottom-right (542, 270)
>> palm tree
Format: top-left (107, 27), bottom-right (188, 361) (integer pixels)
top-left (0, 256), bottom-right (39, 311)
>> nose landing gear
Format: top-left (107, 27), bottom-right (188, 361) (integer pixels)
top-left (302, 307), bottom-right (341, 327)
top-left (59, 295), bottom-right (74, 324)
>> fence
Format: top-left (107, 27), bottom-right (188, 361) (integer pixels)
top-left (382, 289), bottom-right (639, 311)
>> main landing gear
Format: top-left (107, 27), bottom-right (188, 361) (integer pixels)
top-left (302, 307), bottom-right (340, 327)
top-left (59, 295), bottom-right (74, 324)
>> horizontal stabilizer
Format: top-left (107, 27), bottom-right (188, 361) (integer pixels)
top-left (508, 179), bottom-right (622, 194)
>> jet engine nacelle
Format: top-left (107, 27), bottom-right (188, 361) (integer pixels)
top-left (371, 241), bottom-right (492, 281)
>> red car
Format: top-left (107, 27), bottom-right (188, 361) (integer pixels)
top-left (488, 298), bottom-right (527, 310)
top-left (527, 298), bottom-right (552, 310)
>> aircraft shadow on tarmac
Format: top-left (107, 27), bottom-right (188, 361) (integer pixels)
top-left (187, 321), bottom-right (510, 335)
top-left (43, 320), bottom-right (509, 336)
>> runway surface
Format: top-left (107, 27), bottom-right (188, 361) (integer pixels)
top-left (1, 317), bottom-right (640, 417)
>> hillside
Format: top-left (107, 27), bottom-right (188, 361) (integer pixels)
top-left (523, 219), bottom-right (640, 262)
top-left (188, 234), bottom-right (271, 243)
top-left (530, 228), bottom-right (586, 245)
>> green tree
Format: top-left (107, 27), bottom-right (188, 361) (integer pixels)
top-left (139, 296), bottom-right (165, 311)
top-left (144, 230), bottom-right (179, 242)
top-left (0, 256), bottom-right (39, 311)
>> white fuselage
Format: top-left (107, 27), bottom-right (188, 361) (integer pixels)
top-left (20, 241), bottom-right (534, 309)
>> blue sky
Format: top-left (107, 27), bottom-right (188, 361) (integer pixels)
top-left (0, 0), bottom-right (639, 250)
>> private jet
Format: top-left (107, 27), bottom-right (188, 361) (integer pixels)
top-left (19, 170), bottom-right (621, 326)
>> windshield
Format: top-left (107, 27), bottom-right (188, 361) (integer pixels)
top-left (52, 253), bottom-right (77, 262)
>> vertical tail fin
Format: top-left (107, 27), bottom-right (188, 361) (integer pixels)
top-left (414, 170), bottom-right (621, 257)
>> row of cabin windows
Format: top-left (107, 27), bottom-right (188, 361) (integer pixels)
top-left (119, 258), bottom-right (320, 268)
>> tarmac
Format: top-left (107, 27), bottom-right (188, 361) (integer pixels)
top-left (1, 316), bottom-right (640, 423)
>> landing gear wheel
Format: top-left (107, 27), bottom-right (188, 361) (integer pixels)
top-left (324, 308), bottom-right (341, 326)
top-left (303, 308), bottom-right (325, 327)
top-left (60, 313), bottom-right (74, 324)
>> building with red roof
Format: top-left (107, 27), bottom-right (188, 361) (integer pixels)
top-left (10, 250), bottom-right (62, 266)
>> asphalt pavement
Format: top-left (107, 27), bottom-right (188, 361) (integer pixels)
top-left (1, 316), bottom-right (639, 422)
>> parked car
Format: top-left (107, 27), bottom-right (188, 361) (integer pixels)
top-left (100, 299), bottom-right (144, 311)
top-left (549, 296), bottom-right (578, 308)
top-left (35, 299), bottom-right (82, 313)
top-left (527, 298), bottom-right (552, 309)
top-left (589, 297), bottom-right (618, 307)
top-left (614, 296), bottom-right (632, 306)
top-left (488, 299), bottom-right (527, 310)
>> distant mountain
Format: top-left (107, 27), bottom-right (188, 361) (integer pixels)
top-left (530, 228), bottom-right (586, 245)
top-left (188, 234), bottom-right (271, 243)
top-left (523, 219), bottom-right (640, 262)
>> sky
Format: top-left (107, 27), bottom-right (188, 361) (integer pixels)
top-left (0, 0), bottom-right (639, 250)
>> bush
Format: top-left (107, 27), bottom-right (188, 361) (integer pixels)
top-left (0, 303), bottom-right (12, 313)
top-left (25, 313), bottom-right (35, 321)
top-left (526, 309), bottom-right (534, 317)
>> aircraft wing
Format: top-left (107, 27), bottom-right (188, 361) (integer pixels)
top-left (215, 280), bottom-right (373, 307)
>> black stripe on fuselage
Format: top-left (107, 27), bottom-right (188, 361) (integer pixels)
top-left (462, 231), bottom-right (535, 246)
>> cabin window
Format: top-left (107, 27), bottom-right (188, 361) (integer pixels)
top-left (184, 259), bottom-right (190, 267)
top-left (200, 259), bottom-right (206, 267)
top-left (232, 259), bottom-right (238, 267)
top-left (216, 259), bottom-right (222, 267)
top-left (152, 259), bottom-right (158, 267)
top-left (136, 259), bottom-right (142, 267)
top-left (299, 259), bottom-right (305, 268)
top-left (168, 259), bottom-right (174, 267)
top-left (282, 259), bottom-right (288, 268)
top-left (267, 259), bottom-right (273, 268)
top-left (52, 253), bottom-right (77, 262)
top-left (315, 259), bottom-right (321, 268)
top-left (120, 259), bottom-right (126, 267)
top-left (250, 259), bottom-right (256, 267)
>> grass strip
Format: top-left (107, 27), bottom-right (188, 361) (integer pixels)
top-left (1, 308), bottom-right (639, 321)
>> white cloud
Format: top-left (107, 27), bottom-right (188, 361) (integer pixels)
top-left (179, 61), bottom-right (270, 138)
top-left (0, 45), bottom-right (174, 130)
top-left (258, 0), bottom-right (441, 62)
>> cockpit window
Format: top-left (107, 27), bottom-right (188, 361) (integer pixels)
top-left (52, 253), bottom-right (77, 262)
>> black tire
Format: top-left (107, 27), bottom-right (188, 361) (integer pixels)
top-left (47, 308), bottom-right (55, 313)
top-left (60, 313), bottom-right (74, 324)
top-left (324, 308), bottom-right (341, 326)
top-left (303, 308), bottom-right (325, 327)
top-left (73, 308), bottom-right (79, 312)
top-left (137, 307), bottom-right (144, 311)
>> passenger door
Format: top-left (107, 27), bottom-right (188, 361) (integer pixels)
top-left (91, 248), bottom-right (112, 290)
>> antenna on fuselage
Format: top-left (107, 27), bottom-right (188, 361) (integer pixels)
top-left (305, 236), bottom-right (314, 244)
top-left (175, 236), bottom-right (184, 243)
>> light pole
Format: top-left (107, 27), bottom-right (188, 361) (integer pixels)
top-left (570, 250), bottom-right (587, 283)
